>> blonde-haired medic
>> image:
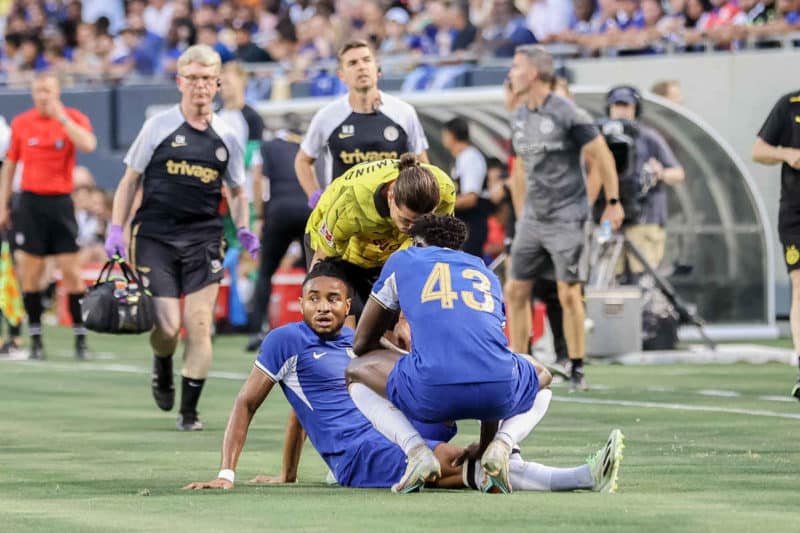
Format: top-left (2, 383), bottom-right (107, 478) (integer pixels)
top-left (105, 44), bottom-right (260, 431)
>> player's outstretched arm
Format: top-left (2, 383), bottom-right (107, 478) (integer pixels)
top-left (353, 296), bottom-right (399, 356)
top-left (249, 409), bottom-right (306, 484)
top-left (183, 367), bottom-right (275, 490)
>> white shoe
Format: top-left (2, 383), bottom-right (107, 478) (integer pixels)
top-left (391, 444), bottom-right (441, 494)
top-left (480, 439), bottom-right (512, 494)
top-left (589, 429), bottom-right (625, 493)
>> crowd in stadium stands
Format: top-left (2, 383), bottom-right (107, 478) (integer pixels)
top-left (1, 0), bottom-right (798, 88)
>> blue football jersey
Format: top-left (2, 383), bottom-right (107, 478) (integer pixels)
top-left (371, 246), bottom-right (517, 385)
top-left (254, 321), bottom-right (456, 481)
top-left (256, 323), bottom-right (375, 477)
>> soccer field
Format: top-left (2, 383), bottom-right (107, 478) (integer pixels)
top-left (1, 327), bottom-right (798, 533)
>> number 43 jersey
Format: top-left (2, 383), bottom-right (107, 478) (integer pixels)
top-left (371, 246), bottom-right (517, 385)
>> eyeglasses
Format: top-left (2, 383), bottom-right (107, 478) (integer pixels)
top-left (179, 75), bottom-right (218, 86)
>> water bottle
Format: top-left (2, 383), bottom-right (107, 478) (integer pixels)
top-left (597, 219), bottom-right (613, 244)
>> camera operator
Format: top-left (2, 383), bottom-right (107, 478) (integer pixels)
top-left (595, 86), bottom-right (685, 278)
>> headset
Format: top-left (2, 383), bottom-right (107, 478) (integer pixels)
top-left (605, 85), bottom-right (642, 118)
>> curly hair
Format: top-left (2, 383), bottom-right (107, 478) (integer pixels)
top-left (408, 214), bottom-right (468, 250)
top-left (303, 258), bottom-right (352, 294)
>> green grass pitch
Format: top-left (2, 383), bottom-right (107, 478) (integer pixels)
top-left (1, 327), bottom-right (798, 532)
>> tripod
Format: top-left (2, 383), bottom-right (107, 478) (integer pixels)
top-left (589, 232), bottom-right (717, 351)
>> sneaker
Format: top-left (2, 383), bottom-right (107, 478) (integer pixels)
top-left (588, 429), bottom-right (625, 493)
top-left (570, 364), bottom-right (589, 392)
top-left (792, 376), bottom-right (800, 401)
top-left (245, 333), bottom-right (265, 353)
top-left (75, 336), bottom-right (89, 360)
top-left (391, 444), bottom-right (441, 494)
top-left (151, 356), bottom-right (175, 411)
top-left (0, 340), bottom-right (23, 357)
top-left (480, 438), bottom-right (512, 494)
top-left (29, 337), bottom-right (44, 361)
top-left (176, 412), bottom-right (204, 431)
top-left (545, 356), bottom-right (570, 379)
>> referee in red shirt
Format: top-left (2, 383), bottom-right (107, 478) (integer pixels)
top-left (0, 72), bottom-right (97, 360)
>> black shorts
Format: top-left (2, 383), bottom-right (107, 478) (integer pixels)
top-left (781, 234), bottom-right (800, 273)
top-left (303, 234), bottom-right (381, 318)
top-left (12, 192), bottom-right (79, 256)
top-left (131, 234), bottom-right (225, 298)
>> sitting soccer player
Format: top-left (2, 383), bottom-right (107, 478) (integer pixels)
top-left (183, 259), bottom-right (624, 493)
top-left (346, 214), bottom-right (592, 493)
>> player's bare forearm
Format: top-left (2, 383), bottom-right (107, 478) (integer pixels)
top-left (0, 160), bottom-right (16, 207)
top-left (752, 137), bottom-right (789, 166)
top-left (62, 117), bottom-right (97, 153)
top-left (310, 248), bottom-right (329, 270)
top-left (295, 149), bottom-right (321, 198)
top-left (110, 168), bottom-right (142, 226)
top-left (478, 420), bottom-right (500, 456)
top-left (281, 410), bottom-right (306, 482)
top-left (455, 192), bottom-right (479, 210)
top-left (220, 368), bottom-right (274, 472)
top-left (226, 185), bottom-right (250, 229)
top-left (510, 156), bottom-right (525, 218)
top-left (585, 163), bottom-right (602, 205)
top-left (661, 166), bottom-right (685, 186)
top-left (353, 297), bottom-right (399, 355)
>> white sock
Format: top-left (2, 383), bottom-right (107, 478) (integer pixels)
top-left (495, 389), bottom-right (553, 448)
top-left (508, 458), bottom-right (594, 491)
top-left (348, 383), bottom-right (425, 455)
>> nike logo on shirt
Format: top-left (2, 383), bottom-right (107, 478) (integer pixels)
top-left (312, 351), bottom-right (327, 360)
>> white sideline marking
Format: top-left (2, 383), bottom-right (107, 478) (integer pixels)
top-left (4, 360), bottom-right (249, 381)
top-left (697, 389), bottom-right (741, 398)
top-left (759, 395), bottom-right (798, 403)
top-left (5, 360), bottom-right (799, 419)
top-left (555, 396), bottom-right (800, 420)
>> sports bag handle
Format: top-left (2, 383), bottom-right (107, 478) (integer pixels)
top-left (96, 256), bottom-right (146, 289)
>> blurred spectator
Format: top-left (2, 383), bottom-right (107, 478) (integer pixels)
top-left (71, 23), bottom-right (103, 77)
top-left (234, 24), bottom-right (271, 62)
top-left (0, 0), bottom-right (797, 88)
top-left (161, 18), bottom-right (195, 76)
top-left (517, 0), bottom-right (574, 42)
top-left (143, 0), bottom-right (176, 38)
top-left (651, 79), bottom-right (684, 104)
top-left (197, 23), bottom-right (235, 63)
top-left (83, 0), bottom-right (126, 35)
top-left (380, 7), bottom-right (413, 55)
top-left (479, 0), bottom-right (536, 57)
top-left (449, 1), bottom-right (479, 53)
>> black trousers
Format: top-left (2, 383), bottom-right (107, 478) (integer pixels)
top-left (249, 201), bottom-right (311, 333)
top-left (531, 278), bottom-right (567, 360)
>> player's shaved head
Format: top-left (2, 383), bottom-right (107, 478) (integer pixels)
top-left (408, 214), bottom-right (468, 250)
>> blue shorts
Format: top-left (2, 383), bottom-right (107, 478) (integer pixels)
top-left (336, 432), bottom-right (442, 488)
top-left (387, 352), bottom-right (538, 423)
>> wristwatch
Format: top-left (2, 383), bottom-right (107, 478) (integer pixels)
top-left (607, 197), bottom-right (620, 205)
